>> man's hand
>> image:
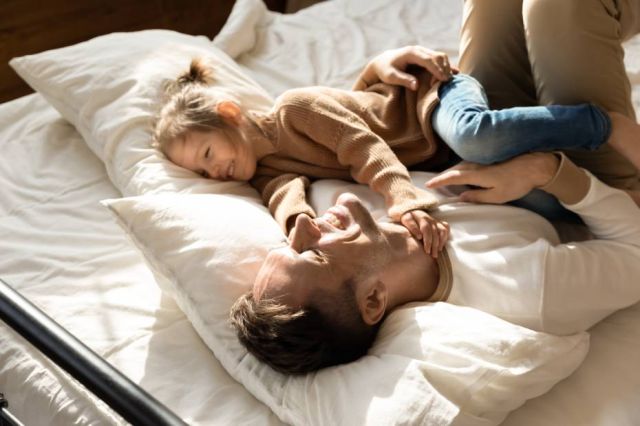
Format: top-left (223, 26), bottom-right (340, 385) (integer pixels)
top-left (400, 209), bottom-right (450, 258)
top-left (425, 153), bottom-right (560, 204)
top-left (352, 45), bottom-right (458, 91)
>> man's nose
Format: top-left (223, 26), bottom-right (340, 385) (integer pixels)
top-left (289, 214), bottom-right (321, 253)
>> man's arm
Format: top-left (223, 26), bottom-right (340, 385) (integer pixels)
top-left (425, 152), bottom-right (565, 204)
top-left (428, 152), bottom-right (640, 334)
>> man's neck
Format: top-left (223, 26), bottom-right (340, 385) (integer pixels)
top-left (378, 231), bottom-right (440, 311)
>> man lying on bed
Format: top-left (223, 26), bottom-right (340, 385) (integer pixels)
top-left (230, 151), bottom-right (640, 374)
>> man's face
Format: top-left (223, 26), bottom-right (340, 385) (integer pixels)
top-left (253, 193), bottom-right (393, 307)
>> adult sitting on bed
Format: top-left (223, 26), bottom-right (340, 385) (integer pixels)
top-left (153, 53), bottom-right (640, 260)
top-left (230, 152), bottom-right (640, 374)
top-left (456, 0), bottom-right (640, 208)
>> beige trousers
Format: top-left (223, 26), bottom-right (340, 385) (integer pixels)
top-left (459, 0), bottom-right (640, 189)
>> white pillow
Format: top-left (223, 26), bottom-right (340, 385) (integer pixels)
top-left (103, 190), bottom-right (590, 426)
top-left (9, 30), bottom-right (273, 198)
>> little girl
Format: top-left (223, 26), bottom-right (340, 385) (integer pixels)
top-left (154, 57), bottom-right (452, 257)
top-left (154, 56), bottom-right (640, 256)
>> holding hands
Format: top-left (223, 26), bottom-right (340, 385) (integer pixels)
top-left (353, 45), bottom-right (457, 91)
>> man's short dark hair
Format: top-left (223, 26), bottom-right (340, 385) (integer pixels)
top-left (229, 280), bottom-right (381, 374)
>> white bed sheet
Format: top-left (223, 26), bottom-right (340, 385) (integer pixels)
top-left (0, 93), bottom-right (283, 426)
top-left (2, 0), bottom-right (640, 425)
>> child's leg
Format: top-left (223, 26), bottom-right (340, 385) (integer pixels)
top-left (432, 74), bottom-right (611, 165)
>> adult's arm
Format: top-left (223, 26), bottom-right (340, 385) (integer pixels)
top-left (425, 152), bottom-right (561, 203)
top-left (427, 152), bottom-right (640, 334)
top-left (539, 155), bottom-right (640, 333)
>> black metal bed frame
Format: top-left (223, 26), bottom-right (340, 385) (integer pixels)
top-left (0, 278), bottom-right (187, 426)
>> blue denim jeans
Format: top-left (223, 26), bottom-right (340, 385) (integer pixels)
top-left (432, 74), bottom-right (611, 164)
top-left (432, 73), bottom-right (607, 222)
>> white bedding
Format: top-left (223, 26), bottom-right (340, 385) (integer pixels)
top-left (2, 0), bottom-right (640, 424)
top-left (0, 94), bottom-right (282, 425)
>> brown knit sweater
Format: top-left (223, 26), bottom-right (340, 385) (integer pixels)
top-left (251, 70), bottom-right (445, 231)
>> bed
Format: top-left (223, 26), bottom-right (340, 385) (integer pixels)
top-left (1, 0), bottom-right (640, 425)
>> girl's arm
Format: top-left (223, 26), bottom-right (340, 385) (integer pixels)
top-left (251, 174), bottom-right (316, 234)
top-left (276, 89), bottom-right (448, 255)
top-left (278, 90), bottom-right (439, 222)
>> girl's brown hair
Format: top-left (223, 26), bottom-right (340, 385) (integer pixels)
top-left (152, 57), bottom-right (237, 154)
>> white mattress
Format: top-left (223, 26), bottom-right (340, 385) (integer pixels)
top-left (2, 0), bottom-right (640, 424)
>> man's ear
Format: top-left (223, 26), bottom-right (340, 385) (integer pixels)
top-left (215, 101), bottom-right (242, 126)
top-left (357, 280), bottom-right (388, 326)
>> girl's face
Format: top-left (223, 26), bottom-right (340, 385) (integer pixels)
top-left (166, 129), bottom-right (257, 181)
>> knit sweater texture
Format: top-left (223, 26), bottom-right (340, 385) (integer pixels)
top-left (251, 69), bottom-right (445, 231)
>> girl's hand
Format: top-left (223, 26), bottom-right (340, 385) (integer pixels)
top-left (353, 45), bottom-right (458, 91)
top-left (400, 210), bottom-right (450, 258)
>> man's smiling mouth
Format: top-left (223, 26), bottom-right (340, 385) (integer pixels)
top-left (321, 206), bottom-right (349, 230)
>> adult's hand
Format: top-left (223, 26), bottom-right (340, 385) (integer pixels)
top-left (425, 153), bottom-right (560, 204)
top-left (352, 45), bottom-right (458, 91)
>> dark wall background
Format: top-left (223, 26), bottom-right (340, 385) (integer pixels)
top-left (0, 0), bottom-right (287, 103)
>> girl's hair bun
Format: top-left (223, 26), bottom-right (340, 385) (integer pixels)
top-left (177, 57), bottom-right (215, 87)
top-left (164, 57), bottom-right (215, 95)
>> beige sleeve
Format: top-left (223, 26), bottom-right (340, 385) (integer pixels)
top-left (251, 174), bottom-right (316, 233)
top-left (538, 152), bottom-right (591, 205)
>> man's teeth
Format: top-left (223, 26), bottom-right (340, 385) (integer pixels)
top-left (324, 213), bottom-right (344, 229)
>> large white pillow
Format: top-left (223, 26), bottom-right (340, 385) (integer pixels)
top-left (9, 30), bottom-right (273, 198)
top-left (102, 187), bottom-right (590, 426)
